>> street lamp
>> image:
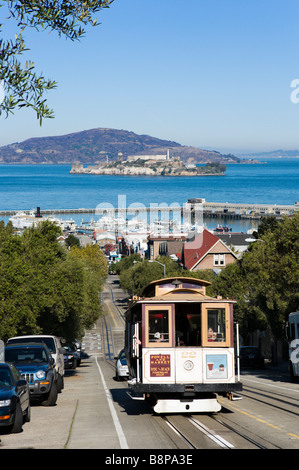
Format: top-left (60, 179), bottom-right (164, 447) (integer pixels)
top-left (148, 260), bottom-right (166, 277)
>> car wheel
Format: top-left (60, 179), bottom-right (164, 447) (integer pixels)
top-left (57, 373), bottom-right (64, 393)
top-left (11, 402), bottom-right (23, 433)
top-left (41, 381), bottom-right (58, 406)
top-left (24, 401), bottom-right (31, 423)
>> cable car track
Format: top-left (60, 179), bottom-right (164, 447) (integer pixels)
top-left (240, 384), bottom-right (299, 417)
top-left (210, 415), bottom-right (270, 449)
top-left (106, 279), bottom-right (126, 323)
top-left (100, 277), bottom-right (128, 362)
top-left (187, 416), bottom-right (235, 448)
top-left (161, 413), bottom-right (271, 449)
top-left (101, 314), bottom-right (115, 360)
top-left (161, 416), bottom-right (197, 449)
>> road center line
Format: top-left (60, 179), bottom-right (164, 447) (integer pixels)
top-left (95, 356), bottom-right (129, 449)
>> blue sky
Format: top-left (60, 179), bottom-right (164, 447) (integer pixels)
top-left (1, 0), bottom-right (299, 153)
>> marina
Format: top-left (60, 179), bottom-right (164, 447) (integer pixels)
top-left (1, 197), bottom-right (297, 219)
top-left (0, 160), bottom-right (297, 239)
top-left (5, 196), bottom-right (297, 254)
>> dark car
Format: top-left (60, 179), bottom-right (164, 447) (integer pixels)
top-left (0, 362), bottom-right (30, 433)
top-left (63, 344), bottom-right (80, 370)
top-left (239, 346), bottom-right (265, 369)
top-left (5, 343), bottom-right (58, 406)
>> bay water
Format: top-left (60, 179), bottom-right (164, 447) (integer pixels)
top-left (0, 159), bottom-right (298, 233)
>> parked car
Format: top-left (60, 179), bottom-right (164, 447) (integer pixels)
top-left (0, 362), bottom-right (30, 433)
top-left (73, 339), bottom-right (83, 359)
top-left (6, 335), bottom-right (65, 392)
top-left (70, 342), bottom-right (81, 366)
top-left (74, 339), bottom-right (88, 359)
top-left (5, 343), bottom-right (58, 406)
top-left (239, 346), bottom-right (265, 369)
top-left (114, 349), bottom-right (129, 381)
top-left (63, 344), bottom-right (80, 370)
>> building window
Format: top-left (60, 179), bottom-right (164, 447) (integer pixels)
top-left (214, 254), bottom-right (225, 266)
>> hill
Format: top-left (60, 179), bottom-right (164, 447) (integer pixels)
top-left (0, 128), bottom-right (241, 164)
top-left (242, 149), bottom-right (299, 158)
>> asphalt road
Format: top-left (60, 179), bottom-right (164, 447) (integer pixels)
top-left (1, 276), bottom-right (298, 452)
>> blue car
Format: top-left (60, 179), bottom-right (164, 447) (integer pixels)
top-left (5, 343), bottom-right (58, 406)
top-left (0, 362), bottom-right (30, 433)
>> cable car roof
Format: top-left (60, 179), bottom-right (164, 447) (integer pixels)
top-left (141, 276), bottom-right (211, 297)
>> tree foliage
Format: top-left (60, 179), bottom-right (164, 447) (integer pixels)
top-left (212, 213), bottom-right (299, 340)
top-left (116, 254), bottom-right (215, 297)
top-left (0, 0), bottom-right (114, 122)
top-left (0, 220), bottom-right (107, 342)
top-left (115, 214), bottom-right (299, 343)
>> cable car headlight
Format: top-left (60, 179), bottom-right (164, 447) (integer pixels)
top-left (184, 360), bottom-right (194, 371)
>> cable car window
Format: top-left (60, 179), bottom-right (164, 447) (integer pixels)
top-left (207, 308), bottom-right (226, 342)
top-left (148, 310), bottom-right (169, 343)
top-left (158, 283), bottom-right (174, 289)
top-left (143, 305), bottom-right (173, 347)
top-left (175, 310), bottom-right (201, 346)
top-left (201, 303), bottom-right (231, 347)
top-left (181, 282), bottom-right (203, 290)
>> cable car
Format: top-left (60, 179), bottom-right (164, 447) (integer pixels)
top-left (124, 276), bottom-right (242, 413)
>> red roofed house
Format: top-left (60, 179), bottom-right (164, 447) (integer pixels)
top-left (183, 229), bottom-right (237, 272)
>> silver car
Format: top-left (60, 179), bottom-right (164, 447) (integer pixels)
top-left (114, 349), bottom-right (129, 381)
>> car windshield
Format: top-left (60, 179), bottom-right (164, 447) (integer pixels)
top-left (5, 347), bottom-right (49, 363)
top-left (119, 350), bottom-right (127, 365)
top-left (8, 337), bottom-right (55, 353)
top-left (0, 368), bottom-right (13, 387)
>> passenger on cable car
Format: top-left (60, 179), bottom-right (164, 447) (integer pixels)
top-left (208, 327), bottom-right (217, 341)
top-left (149, 318), bottom-right (166, 342)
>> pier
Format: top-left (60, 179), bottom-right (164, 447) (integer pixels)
top-left (0, 198), bottom-right (297, 220)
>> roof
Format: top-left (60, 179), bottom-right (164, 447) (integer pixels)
top-left (183, 229), bottom-right (220, 270)
top-left (136, 295), bottom-right (235, 303)
top-left (183, 229), bottom-right (238, 270)
top-left (134, 289), bottom-right (235, 303)
top-left (5, 342), bottom-right (48, 349)
top-left (216, 233), bottom-right (251, 246)
top-left (8, 335), bottom-right (56, 339)
top-left (141, 276), bottom-right (211, 297)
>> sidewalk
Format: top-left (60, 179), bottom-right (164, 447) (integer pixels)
top-left (65, 355), bottom-right (125, 449)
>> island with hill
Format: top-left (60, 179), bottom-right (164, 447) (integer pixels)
top-left (70, 154), bottom-right (227, 176)
top-left (0, 128), bottom-right (241, 165)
